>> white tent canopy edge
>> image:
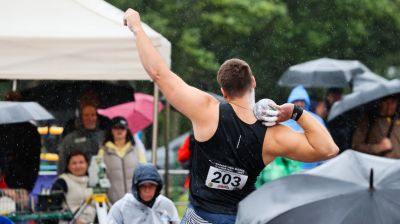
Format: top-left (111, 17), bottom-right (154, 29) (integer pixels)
top-left (0, 0), bottom-right (171, 80)
top-left (0, 0), bottom-right (171, 163)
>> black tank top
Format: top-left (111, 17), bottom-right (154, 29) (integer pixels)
top-left (189, 103), bottom-right (267, 214)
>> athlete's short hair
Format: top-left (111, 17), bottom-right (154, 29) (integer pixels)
top-left (217, 58), bottom-right (253, 97)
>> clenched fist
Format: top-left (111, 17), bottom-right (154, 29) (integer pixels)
top-left (124, 8), bottom-right (142, 34)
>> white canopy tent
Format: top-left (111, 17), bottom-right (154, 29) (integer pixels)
top-left (0, 0), bottom-right (170, 80)
top-left (0, 0), bottom-right (171, 162)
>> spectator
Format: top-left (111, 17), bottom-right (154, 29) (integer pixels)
top-left (352, 96), bottom-right (399, 158)
top-left (177, 132), bottom-right (195, 189)
top-left (0, 123), bottom-right (41, 192)
top-left (63, 90), bottom-right (112, 137)
top-left (325, 87), bottom-right (343, 113)
top-left (4, 90), bottom-right (22, 101)
top-left (0, 168), bottom-right (7, 189)
top-left (98, 116), bottom-right (147, 203)
top-left (52, 150), bottom-right (96, 224)
top-left (107, 164), bottom-right (180, 224)
top-left (0, 91), bottom-right (41, 192)
top-left (310, 96), bottom-right (328, 122)
top-left (283, 85), bottom-right (326, 129)
top-left (57, 103), bottom-right (104, 174)
top-left (283, 85), bottom-right (326, 169)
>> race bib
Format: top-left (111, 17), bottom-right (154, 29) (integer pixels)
top-left (205, 162), bottom-right (248, 190)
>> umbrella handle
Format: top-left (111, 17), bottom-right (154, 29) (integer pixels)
top-left (369, 168), bottom-right (374, 192)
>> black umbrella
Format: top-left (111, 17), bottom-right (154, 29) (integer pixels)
top-left (328, 79), bottom-right (400, 122)
top-left (278, 58), bottom-right (367, 88)
top-left (0, 101), bottom-right (54, 124)
top-left (0, 122), bottom-right (41, 192)
top-left (236, 150), bottom-right (400, 224)
top-left (18, 81), bottom-right (135, 130)
top-left (327, 79), bottom-right (400, 151)
top-left (20, 80), bottom-right (135, 111)
top-left (351, 70), bottom-right (388, 92)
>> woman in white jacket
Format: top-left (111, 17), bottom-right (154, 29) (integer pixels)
top-left (52, 150), bottom-right (96, 224)
top-left (107, 164), bottom-right (180, 224)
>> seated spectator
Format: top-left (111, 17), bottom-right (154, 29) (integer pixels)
top-left (352, 96), bottom-right (399, 158)
top-left (97, 117), bottom-right (147, 204)
top-left (57, 103), bottom-right (105, 174)
top-left (107, 164), bottom-right (180, 224)
top-left (52, 150), bottom-right (96, 224)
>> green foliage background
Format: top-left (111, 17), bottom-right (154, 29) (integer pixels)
top-left (108, 0), bottom-right (400, 138)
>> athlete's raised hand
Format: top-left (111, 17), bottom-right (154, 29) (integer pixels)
top-left (124, 8), bottom-right (142, 34)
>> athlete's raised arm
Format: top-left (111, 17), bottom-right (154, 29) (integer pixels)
top-left (123, 9), bottom-right (219, 132)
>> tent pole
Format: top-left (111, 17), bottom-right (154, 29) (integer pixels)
top-left (151, 85), bottom-right (159, 165)
top-left (163, 102), bottom-right (170, 197)
top-left (12, 80), bottom-right (17, 91)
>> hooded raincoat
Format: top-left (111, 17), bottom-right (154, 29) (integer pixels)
top-left (282, 85), bottom-right (326, 169)
top-left (107, 164), bottom-right (180, 224)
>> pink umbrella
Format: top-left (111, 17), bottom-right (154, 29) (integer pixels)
top-left (97, 93), bottom-right (164, 133)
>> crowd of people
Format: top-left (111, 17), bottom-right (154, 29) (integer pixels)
top-left (0, 7), bottom-right (399, 224)
top-left (52, 96), bottom-right (158, 222)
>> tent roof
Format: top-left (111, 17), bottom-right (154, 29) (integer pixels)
top-left (0, 0), bottom-right (171, 80)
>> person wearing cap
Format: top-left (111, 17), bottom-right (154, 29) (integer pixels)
top-left (97, 116), bottom-right (147, 203)
top-left (107, 164), bottom-right (180, 224)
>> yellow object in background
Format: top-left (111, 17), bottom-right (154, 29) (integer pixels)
top-left (37, 126), bottom-right (64, 135)
top-left (40, 153), bottom-right (59, 161)
top-left (49, 126), bottom-right (64, 135)
top-left (37, 126), bottom-right (49, 135)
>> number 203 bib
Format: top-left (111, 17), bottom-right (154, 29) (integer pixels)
top-left (205, 162), bottom-right (248, 190)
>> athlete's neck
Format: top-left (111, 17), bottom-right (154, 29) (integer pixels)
top-left (226, 90), bottom-right (255, 111)
top-left (227, 95), bottom-right (257, 123)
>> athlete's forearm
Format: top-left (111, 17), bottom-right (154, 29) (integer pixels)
top-left (297, 111), bottom-right (339, 158)
top-left (134, 28), bottom-right (169, 82)
top-left (124, 9), bottom-right (170, 82)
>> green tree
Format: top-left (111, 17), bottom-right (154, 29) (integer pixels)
top-left (109, 0), bottom-right (400, 136)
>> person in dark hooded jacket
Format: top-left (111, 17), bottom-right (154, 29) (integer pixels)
top-left (107, 164), bottom-right (180, 224)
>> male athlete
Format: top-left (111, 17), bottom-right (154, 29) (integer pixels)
top-left (124, 9), bottom-right (339, 224)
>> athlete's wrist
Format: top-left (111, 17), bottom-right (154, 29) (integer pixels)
top-left (291, 105), bottom-right (303, 121)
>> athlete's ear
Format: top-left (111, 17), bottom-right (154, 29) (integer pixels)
top-left (221, 88), bottom-right (227, 99)
top-left (251, 76), bottom-right (256, 88)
